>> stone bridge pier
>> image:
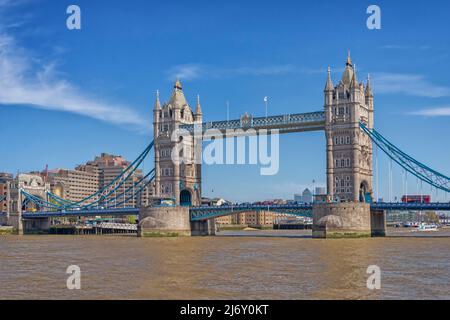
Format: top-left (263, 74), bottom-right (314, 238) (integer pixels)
top-left (22, 217), bottom-right (52, 234)
top-left (138, 206), bottom-right (215, 237)
top-left (7, 213), bottom-right (23, 235)
top-left (312, 203), bottom-right (386, 238)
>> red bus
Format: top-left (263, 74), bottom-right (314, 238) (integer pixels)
top-left (401, 195), bottom-right (431, 204)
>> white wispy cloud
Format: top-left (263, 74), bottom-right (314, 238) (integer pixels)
top-left (372, 73), bottom-right (450, 98)
top-left (380, 44), bottom-right (430, 50)
top-left (165, 63), bottom-right (327, 81)
top-left (410, 107), bottom-right (450, 117)
top-left (0, 2), bottom-right (149, 132)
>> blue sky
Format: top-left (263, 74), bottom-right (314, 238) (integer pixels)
top-left (0, 0), bottom-right (449, 202)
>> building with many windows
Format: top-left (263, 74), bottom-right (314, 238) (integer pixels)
top-left (47, 168), bottom-right (100, 203)
top-left (44, 153), bottom-right (151, 207)
top-left (80, 153), bottom-right (151, 207)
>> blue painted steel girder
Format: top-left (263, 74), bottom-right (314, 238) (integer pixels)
top-left (22, 208), bottom-right (139, 219)
top-left (180, 111), bottom-right (326, 137)
top-left (190, 204), bottom-right (313, 221)
top-left (21, 202), bottom-right (450, 221)
top-left (371, 202), bottom-right (450, 211)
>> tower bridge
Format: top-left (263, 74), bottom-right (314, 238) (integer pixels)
top-left (142, 53), bottom-right (379, 237)
top-left (152, 54), bottom-right (374, 210)
top-left (5, 53), bottom-right (450, 238)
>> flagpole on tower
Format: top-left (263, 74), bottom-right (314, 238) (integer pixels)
top-left (264, 96), bottom-right (268, 119)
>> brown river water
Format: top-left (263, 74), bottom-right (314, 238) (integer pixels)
top-left (0, 229), bottom-right (449, 300)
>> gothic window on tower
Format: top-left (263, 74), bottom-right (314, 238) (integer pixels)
top-left (346, 159), bottom-right (350, 167)
top-left (346, 136), bottom-right (351, 144)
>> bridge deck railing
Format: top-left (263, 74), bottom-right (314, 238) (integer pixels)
top-left (180, 111), bottom-right (326, 133)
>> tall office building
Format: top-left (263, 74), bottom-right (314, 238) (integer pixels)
top-left (47, 168), bottom-right (100, 203)
top-left (315, 187), bottom-right (327, 196)
top-left (302, 188), bottom-right (313, 204)
top-left (44, 153), bottom-right (151, 207)
top-left (82, 153), bottom-right (151, 207)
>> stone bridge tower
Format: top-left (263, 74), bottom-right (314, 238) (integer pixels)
top-left (153, 80), bottom-right (202, 206)
top-left (313, 53), bottom-right (382, 238)
top-left (324, 53), bottom-right (374, 203)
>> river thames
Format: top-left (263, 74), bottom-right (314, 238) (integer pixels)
top-left (1, 229), bottom-right (449, 300)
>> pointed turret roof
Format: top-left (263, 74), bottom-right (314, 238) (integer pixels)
top-left (174, 78), bottom-right (182, 90)
top-left (365, 74), bottom-right (373, 96)
top-left (154, 89), bottom-right (161, 110)
top-left (195, 94), bottom-right (202, 114)
top-left (341, 51), bottom-right (354, 87)
top-left (350, 64), bottom-right (358, 88)
top-left (324, 66), bottom-right (334, 91)
top-left (168, 79), bottom-right (189, 109)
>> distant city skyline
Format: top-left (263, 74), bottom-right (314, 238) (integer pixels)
top-left (1, 0), bottom-right (449, 202)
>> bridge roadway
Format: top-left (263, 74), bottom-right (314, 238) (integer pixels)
top-left (189, 202), bottom-right (450, 221)
top-left (20, 208), bottom-right (139, 219)
top-left (9, 202), bottom-right (450, 221)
